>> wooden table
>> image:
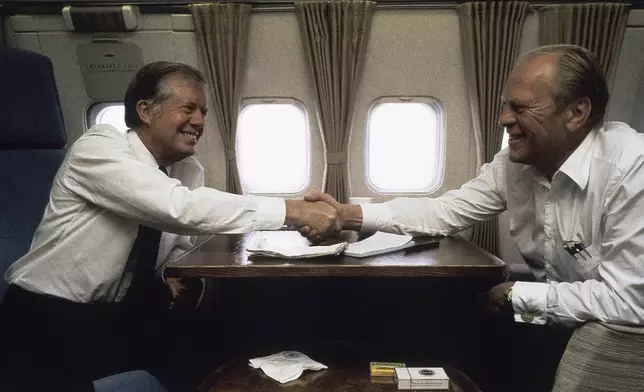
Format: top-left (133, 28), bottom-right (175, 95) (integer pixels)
top-left (197, 341), bottom-right (482, 392)
top-left (165, 231), bottom-right (506, 280)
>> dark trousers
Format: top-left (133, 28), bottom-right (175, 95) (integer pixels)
top-left (0, 282), bottom-right (206, 392)
top-left (480, 316), bottom-right (574, 392)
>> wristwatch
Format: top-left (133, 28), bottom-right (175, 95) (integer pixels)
top-left (506, 287), bottom-right (513, 304)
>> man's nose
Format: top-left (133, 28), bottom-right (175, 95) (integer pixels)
top-left (191, 110), bottom-right (205, 126)
top-left (498, 105), bottom-right (516, 127)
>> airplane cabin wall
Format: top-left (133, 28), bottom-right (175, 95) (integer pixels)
top-left (4, 9), bottom-right (480, 201)
top-left (350, 9), bottom-right (475, 201)
top-left (606, 11), bottom-right (644, 132)
top-left (4, 7), bottom-right (644, 266)
top-left (5, 14), bottom-right (231, 190)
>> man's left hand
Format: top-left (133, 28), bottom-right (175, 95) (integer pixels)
top-left (166, 277), bottom-right (204, 311)
top-left (483, 281), bottom-right (515, 316)
top-left (166, 277), bottom-right (187, 299)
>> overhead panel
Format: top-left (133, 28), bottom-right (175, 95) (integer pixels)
top-left (77, 40), bottom-right (144, 101)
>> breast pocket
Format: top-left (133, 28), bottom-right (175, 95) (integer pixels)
top-left (573, 243), bottom-right (601, 279)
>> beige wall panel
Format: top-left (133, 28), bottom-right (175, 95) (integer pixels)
top-left (606, 28), bottom-right (644, 130)
top-left (34, 31), bottom-right (175, 143)
top-left (241, 12), bottom-right (324, 197)
top-left (10, 15), bottom-right (66, 32)
top-left (11, 31), bottom-right (41, 53)
top-left (350, 9), bottom-right (475, 202)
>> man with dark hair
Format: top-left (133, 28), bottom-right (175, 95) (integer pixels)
top-left (0, 61), bottom-right (340, 392)
top-left (123, 61), bottom-right (207, 128)
top-left (305, 44), bottom-right (644, 391)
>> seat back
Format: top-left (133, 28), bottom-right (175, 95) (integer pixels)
top-left (553, 321), bottom-right (644, 391)
top-left (0, 46), bottom-right (68, 298)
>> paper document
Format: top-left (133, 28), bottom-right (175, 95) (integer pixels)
top-left (249, 351), bottom-right (327, 383)
top-left (344, 231), bottom-right (414, 258)
top-left (247, 236), bottom-right (348, 259)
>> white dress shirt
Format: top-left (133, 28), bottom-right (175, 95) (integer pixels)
top-left (361, 121), bottom-right (644, 327)
top-left (5, 124), bottom-right (286, 303)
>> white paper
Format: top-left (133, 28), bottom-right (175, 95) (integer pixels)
top-left (247, 236), bottom-right (347, 259)
top-left (249, 351), bottom-right (327, 383)
top-left (344, 231), bottom-right (413, 258)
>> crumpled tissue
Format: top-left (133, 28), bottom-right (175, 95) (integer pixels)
top-left (249, 351), bottom-right (328, 383)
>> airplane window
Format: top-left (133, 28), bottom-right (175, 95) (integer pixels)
top-left (236, 99), bottom-right (311, 195)
top-left (88, 103), bottom-right (128, 133)
top-left (366, 99), bottom-right (445, 194)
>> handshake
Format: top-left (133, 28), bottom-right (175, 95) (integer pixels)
top-left (284, 192), bottom-right (363, 245)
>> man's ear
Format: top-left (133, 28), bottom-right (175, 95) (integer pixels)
top-left (136, 100), bottom-right (155, 126)
top-left (566, 96), bottom-right (591, 132)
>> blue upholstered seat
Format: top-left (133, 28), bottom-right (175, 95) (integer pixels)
top-left (0, 46), bottom-right (67, 298)
top-left (93, 370), bottom-right (169, 392)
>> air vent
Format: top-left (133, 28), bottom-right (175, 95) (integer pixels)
top-left (62, 5), bottom-right (140, 33)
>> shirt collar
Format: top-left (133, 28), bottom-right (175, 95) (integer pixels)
top-left (518, 124), bottom-right (600, 190)
top-left (557, 125), bottom-right (599, 190)
top-left (127, 129), bottom-right (160, 168)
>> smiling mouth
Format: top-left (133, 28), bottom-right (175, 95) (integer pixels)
top-left (180, 131), bottom-right (199, 143)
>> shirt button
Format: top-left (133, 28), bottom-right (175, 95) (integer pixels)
top-left (521, 314), bottom-right (534, 322)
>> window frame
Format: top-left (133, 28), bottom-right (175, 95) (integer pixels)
top-left (364, 96), bottom-right (446, 195)
top-left (86, 101), bottom-right (128, 132)
top-left (236, 97), bottom-right (312, 196)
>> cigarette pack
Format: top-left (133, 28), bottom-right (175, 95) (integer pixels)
top-left (395, 367), bottom-right (449, 390)
top-left (369, 361), bottom-right (406, 377)
top-left (395, 367), bottom-right (412, 390)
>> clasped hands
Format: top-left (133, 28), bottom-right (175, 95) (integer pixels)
top-left (287, 193), bottom-right (516, 319)
top-left (286, 192), bottom-right (345, 245)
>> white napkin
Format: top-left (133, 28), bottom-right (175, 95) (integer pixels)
top-left (247, 236), bottom-right (348, 259)
top-left (249, 351), bottom-right (327, 383)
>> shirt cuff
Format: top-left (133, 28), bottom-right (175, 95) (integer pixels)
top-left (252, 196), bottom-right (287, 230)
top-left (511, 281), bottom-right (550, 325)
top-left (360, 203), bottom-right (395, 232)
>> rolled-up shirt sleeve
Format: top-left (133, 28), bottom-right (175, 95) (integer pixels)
top-left (360, 203), bottom-right (395, 232)
top-left (63, 130), bottom-right (285, 235)
top-left (511, 281), bottom-right (549, 325)
top-left (361, 152), bottom-right (507, 236)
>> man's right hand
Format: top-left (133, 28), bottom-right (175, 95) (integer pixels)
top-left (304, 192), bottom-right (364, 233)
top-left (285, 199), bottom-right (342, 244)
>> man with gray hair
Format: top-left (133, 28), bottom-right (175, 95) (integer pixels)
top-left (0, 61), bottom-right (340, 391)
top-left (306, 44), bottom-right (644, 392)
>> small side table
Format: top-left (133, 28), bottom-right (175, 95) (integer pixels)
top-left (197, 356), bottom-right (481, 392)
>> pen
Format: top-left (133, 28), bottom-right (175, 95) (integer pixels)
top-left (563, 241), bottom-right (583, 261)
top-left (575, 243), bottom-right (592, 260)
top-left (563, 241), bottom-right (591, 261)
